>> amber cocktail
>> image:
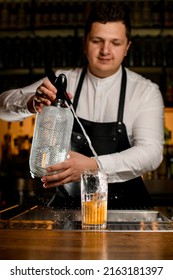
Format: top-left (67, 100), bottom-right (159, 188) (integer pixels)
top-left (81, 170), bottom-right (108, 230)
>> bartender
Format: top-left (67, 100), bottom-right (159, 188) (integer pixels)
top-left (0, 2), bottom-right (164, 209)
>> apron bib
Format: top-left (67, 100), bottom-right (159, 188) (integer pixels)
top-left (48, 67), bottom-right (151, 209)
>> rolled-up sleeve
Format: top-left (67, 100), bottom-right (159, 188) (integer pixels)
top-left (98, 81), bottom-right (164, 183)
top-left (0, 79), bottom-right (44, 121)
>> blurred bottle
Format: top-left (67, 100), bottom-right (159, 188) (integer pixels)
top-left (59, 0), bottom-right (66, 26)
top-left (17, 0), bottom-right (25, 29)
top-left (165, 71), bottom-right (173, 107)
top-left (9, 1), bottom-right (17, 29)
top-left (165, 36), bottom-right (173, 67)
top-left (157, 145), bottom-right (168, 180)
top-left (167, 145), bottom-right (173, 179)
top-left (155, 36), bottom-right (164, 67)
top-left (34, 0), bottom-right (42, 28)
top-left (2, 122), bottom-right (12, 160)
top-left (1, 0), bottom-right (9, 30)
top-left (1, 122), bottom-right (12, 173)
top-left (131, 1), bottom-right (142, 27)
top-left (133, 36), bottom-right (142, 66)
top-left (77, 2), bottom-right (85, 25)
top-left (142, 1), bottom-right (151, 27)
top-left (142, 36), bottom-right (153, 66)
top-left (50, 1), bottom-right (59, 27)
top-left (15, 121), bottom-right (29, 155)
top-left (157, 127), bottom-right (172, 179)
top-left (164, 1), bottom-right (172, 27)
top-left (151, 1), bottom-right (161, 27)
top-left (42, 0), bottom-right (51, 27)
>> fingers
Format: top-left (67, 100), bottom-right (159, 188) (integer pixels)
top-left (32, 79), bottom-right (57, 113)
top-left (40, 153), bottom-right (98, 189)
top-left (36, 80), bottom-right (57, 103)
top-left (34, 93), bottom-right (51, 106)
top-left (41, 168), bottom-right (73, 188)
top-left (32, 98), bottom-right (44, 113)
top-left (40, 79), bottom-right (57, 95)
top-left (41, 158), bottom-right (79, 188)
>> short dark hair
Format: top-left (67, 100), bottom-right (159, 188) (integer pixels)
top-left (84, 1), bottom-right (131, 42)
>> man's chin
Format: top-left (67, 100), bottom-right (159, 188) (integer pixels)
top-left (96, 67), bottom-right (117, 78)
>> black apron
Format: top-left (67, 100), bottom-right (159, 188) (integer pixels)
top-left (48, 67), bottom-right (151, 209)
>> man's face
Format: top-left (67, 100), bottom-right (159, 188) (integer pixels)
top-left (85, 21), bottom-right (131, 78)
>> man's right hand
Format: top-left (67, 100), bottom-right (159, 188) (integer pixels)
top-left (27, 79), bottom-right (57, 113)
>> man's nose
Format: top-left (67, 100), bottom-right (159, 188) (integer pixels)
top-left (100, 42), bottom-right (110, 55)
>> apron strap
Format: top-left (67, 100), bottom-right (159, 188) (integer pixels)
top-left (73, 66), bottom-right (87, 111)
top-left (117, 67), bottom-right (127, 133)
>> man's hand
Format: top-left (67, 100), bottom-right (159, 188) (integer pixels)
top-left (27, 79), bottom-right (72, 113)
top-left (41, 151), bottom-right (99, 188)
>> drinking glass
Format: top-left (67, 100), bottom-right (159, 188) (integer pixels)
top-left (81, 170), bottom-right (108, 230)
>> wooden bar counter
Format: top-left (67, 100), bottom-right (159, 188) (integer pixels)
top-left (1, 229), bottom-right (173, 260)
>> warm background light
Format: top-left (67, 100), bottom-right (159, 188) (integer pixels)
top-left (0, 108), bottom-right (172, 160)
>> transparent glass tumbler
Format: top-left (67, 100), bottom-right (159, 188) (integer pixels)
top-left (81, 170), bottom-right (108, 230)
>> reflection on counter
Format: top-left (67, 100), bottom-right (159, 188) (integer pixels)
top-left (1, 205), bottom-right (173, 232)
top-left (0, 176), bottom-right (55, 213)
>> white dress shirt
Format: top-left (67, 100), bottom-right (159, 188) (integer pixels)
top-left (0, 66), bottom-right (164, 182)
